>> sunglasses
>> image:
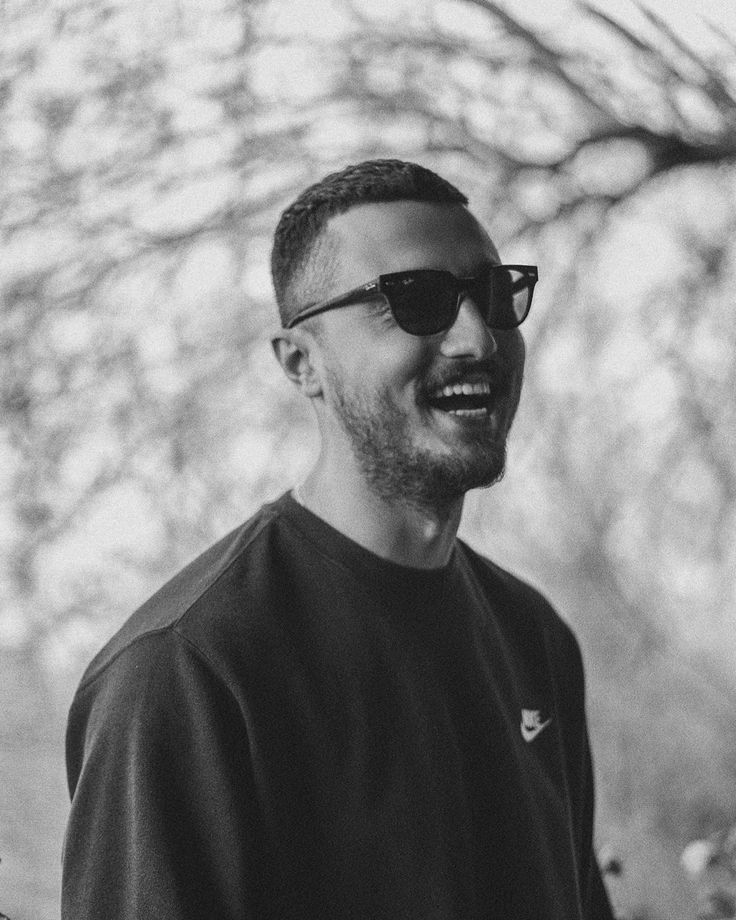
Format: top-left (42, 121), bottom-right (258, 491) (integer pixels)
top-left (285, 264), bottom-right (538, 336)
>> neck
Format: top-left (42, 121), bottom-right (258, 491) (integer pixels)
top-left (294, 460), bottom-right (464, 569)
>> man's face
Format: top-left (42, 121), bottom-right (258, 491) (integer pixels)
top-left (309, 200), bottom-right (526, 510)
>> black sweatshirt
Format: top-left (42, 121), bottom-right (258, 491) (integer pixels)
top-left (62, 491), bottom-right (614, 919)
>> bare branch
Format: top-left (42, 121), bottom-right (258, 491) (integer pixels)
top-left (461, 0), bottom-right (622, 121)
top-left (636, 2), bottom-right (736, 113)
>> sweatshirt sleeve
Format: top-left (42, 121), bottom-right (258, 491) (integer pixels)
top-left (578, 722), bottom-right (616, 920)
top-left (544, 615), bottom-right (615, 920)
top-left (62, 629), bottom-right (272, 920)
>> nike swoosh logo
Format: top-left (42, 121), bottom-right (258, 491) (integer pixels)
top-left (520, 719), bottom-right (552, 742)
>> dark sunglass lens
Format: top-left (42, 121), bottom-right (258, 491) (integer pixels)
top-left (487, 268), bottom-right (532, 328)
top-left (385, 272), bottom-right (457, 335)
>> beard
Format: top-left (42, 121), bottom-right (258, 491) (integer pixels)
top-left (325, 365), bottom-right (513, 514)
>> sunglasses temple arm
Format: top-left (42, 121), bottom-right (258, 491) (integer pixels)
top-left (286, 284), bottom-right (382, 328)
top-left (286, 301), bottom-right (342, 328)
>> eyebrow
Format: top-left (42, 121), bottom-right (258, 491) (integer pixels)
top-left (385, 260), bottom-right (499, 277)
top-left (414, 260), bottom-right (499, 278)
top-left (464, 259), bottom-right (501, 276)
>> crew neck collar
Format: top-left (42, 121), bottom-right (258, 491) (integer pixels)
top-left (278, 489), bottom-right (460, 596)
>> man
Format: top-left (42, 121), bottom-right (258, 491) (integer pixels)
top-left (62, 159), bottom-right (614, 919)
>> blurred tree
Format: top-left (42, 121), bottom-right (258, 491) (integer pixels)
top-left (2, 1), bottom-right (736, 916)
top-left (327, 3), bottom-right (736, 914)
top-left (1, 0), bottom-right (320, 667)
top-left (317, 0), bottom-right (736, 855)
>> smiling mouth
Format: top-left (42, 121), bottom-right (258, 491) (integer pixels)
top-left (426, 380), bottom-right (496, 419)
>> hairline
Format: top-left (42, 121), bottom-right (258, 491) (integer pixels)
top-left (285, 198), bottom-right (474, 325)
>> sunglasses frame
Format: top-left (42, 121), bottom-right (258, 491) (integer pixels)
top-left (285, 264), bottom-right (538, 335)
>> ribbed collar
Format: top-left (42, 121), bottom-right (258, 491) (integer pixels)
top-left (274, 490), bottom-right (462, 604)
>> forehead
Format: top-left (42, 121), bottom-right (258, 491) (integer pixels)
top-left (324, 200), bottom-right (499, 289)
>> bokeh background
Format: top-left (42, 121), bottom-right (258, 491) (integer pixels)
top-left (2, 0), bottom-right (735, 917)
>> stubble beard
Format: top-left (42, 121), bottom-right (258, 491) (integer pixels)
top-left (325, 368), bottom-right (510, 515)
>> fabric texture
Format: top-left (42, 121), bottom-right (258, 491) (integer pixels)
top-left (62, 491), bottom-right (614, 920)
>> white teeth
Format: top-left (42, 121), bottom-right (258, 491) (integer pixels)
top-left (436, 381), bottom-right (491, 398)
top-left (449, 408), bottom-right (489, 417)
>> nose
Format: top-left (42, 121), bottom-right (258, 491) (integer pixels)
top-left (439, 294), bottom-right (497, 360)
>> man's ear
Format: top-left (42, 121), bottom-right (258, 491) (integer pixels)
top-left (271, 329), bottom-right (323, 397)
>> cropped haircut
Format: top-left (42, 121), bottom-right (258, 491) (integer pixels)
top-left (271, 159), bottom-right (469, 327)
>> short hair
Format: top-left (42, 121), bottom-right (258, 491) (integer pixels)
top-left (271, 158), bottom-right (469, 326)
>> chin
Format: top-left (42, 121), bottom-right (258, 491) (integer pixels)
top-left (449, 458), bottom-right (507, 495)
top-left (402, 446), bottom-right (508, 510)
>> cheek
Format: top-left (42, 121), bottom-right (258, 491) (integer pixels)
top-left (319, 323), bottom-right (435, 400)
top-left (365, 338), bottom-right (434, 392)
top-left (497, 330), bottom-right (525, 376)
top-left (515, 330), bottom-right (526, 364)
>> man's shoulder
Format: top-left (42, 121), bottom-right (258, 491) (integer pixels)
top-left (458, 541), bottom-right (586, 699)
top-left (78, 493), bottom-right (291, 692)
top-left (457, 540), bottom-right (579, 648)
